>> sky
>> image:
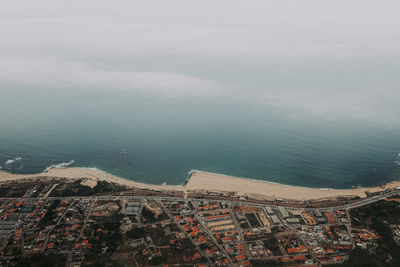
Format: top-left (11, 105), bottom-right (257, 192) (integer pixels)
top-left (1, 0), bottom-right (400, 124)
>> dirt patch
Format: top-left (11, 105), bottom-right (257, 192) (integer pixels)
top-left (81, 179), bottom-right (98, 189)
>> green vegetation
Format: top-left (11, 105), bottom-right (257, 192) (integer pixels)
top-left (15, 253), bottom-right (66, 267)
top-left (51, 179), bottom-right (125, 197)
top-left (141, 206), bottom-right (156, 222)
top-left (343, 199), bottom-right (400, 266)
top-left (262, 234), bottom-right (282, 256)
top-left (126, 227), bottom-right (146, 239)
top-left (340, 248), bottom-right (378, 267)
top-left (39, 200), bottom-right (60, 226)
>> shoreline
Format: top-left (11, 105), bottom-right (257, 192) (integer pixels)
top-left (0, 167), bottom-right (185, 192)
top-left (2, 166), bottom-right (395, 190)
top-left (0, 167), bottom-right (399, 201)
top-left (189, 169), bottom-right (366, 191)
top-left (185, 171), bottom-right (400, 200)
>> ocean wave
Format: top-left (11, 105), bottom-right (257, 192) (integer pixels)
top-left (43, 160), bottom-right (75, 173)
top-left (4, 156), bottom-right (22, 165)
top-left (5, 159), bottom-right (15, 165)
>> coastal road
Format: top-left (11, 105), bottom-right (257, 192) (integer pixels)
top-left (1, 188), bottom-right (399, 212)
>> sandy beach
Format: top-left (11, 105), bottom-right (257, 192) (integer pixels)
top-left (185, 171), bottom-right (400, 200)
top-left (0, 168), bottom-right (184, 192)
top-left (0, 168), bottom-right (399, 200)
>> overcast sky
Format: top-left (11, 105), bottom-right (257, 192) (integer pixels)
top-left (1, 0), bottom-right (400, 123)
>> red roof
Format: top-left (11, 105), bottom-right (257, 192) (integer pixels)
top-left (204, 214), bottom-right (230, 221)
top-left (293, 256), bottom-right (306, 261)
top-left (236, 254), bottom-right (246, 261)
top-left (287, 248), bottom-right (299, 254)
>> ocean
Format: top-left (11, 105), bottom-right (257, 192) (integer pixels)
top-left (2, 0), bottom-right (400, 190)
top-left (1, 80), bottom-right (399, 189)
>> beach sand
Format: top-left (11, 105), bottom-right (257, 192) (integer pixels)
top-left (0, 168), bottom-right (184, 192)
top-left (185, 171), bottom-right (400, 200)
top-left (0, 168), bottom-right (399, 201)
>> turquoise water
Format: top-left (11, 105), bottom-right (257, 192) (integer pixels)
top-left (1, 81), bottom-right (399, 189)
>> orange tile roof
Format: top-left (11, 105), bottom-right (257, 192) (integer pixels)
top-left (236, 254), bottom-right (246, 261)
top-left (203, 214), bottom-right (230, 221)
top-left (287, 248), bottom-right (299, 254)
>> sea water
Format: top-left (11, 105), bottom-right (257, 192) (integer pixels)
top-left (1, 59), bottom-right (400, 189)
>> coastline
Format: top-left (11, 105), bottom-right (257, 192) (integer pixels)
top-left (0, 167), bottom-right (184, 192)
top-left (0, 167), bottom-right (399, 201)
top-left (185, 171), bottom-right (400, 200)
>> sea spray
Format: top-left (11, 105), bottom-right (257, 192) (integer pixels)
top-left (43, 160), bottom-right (75, 172)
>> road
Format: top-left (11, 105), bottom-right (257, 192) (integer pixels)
top-left (1, 187), bottom-right (395, 213)
top-left (157, 200), bottom-right (215, 267)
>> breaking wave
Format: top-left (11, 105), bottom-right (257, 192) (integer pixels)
top-left (4, 156), bottom-right (22, 165)
top-left (43, 160), bottom-right (75, 173)
top-left (395, 153), bottom-right (400, 166)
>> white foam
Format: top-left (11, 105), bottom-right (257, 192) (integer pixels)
top-left (4, 156), bottom-right (22, 165)
top-left (43, 160), bottom-right (75, 172)
top-left (5, 159), bottom-right (15, 165)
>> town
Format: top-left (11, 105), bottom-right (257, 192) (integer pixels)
top-left (1, 177), bottom-right (400, 266)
